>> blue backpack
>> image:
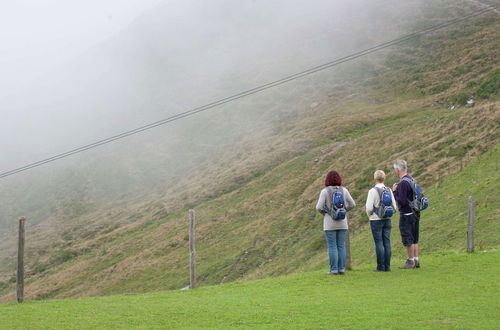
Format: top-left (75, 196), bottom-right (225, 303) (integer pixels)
top-left (326, 186), bottom-right (347, 220)
top-left (402, 177), bottom-right (429, 212)
top-left (373, 186), bottom-right (395, 219)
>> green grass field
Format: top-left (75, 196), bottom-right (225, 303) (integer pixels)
top-left (0, 250), bottom-right (498, 329)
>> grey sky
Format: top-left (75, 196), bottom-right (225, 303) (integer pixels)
top-left (0, 0), bottom-right (162, 95)
top-left (0, 0), bottom-right (431, 173)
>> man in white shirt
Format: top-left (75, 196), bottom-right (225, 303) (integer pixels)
top-left (366, 170), bottom-right (398, 272)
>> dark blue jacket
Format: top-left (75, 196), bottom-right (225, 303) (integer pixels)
top-left (394, 174), bottom-right (413, 214)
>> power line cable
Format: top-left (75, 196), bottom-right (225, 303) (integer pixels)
top-left (0, 5), bottom-right (497, 180)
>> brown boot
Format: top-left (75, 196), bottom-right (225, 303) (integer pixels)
top-left (399, 259), bottom-right (415, 269)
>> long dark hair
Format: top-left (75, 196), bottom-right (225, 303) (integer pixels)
top-left (324, 170), bottom-right (342, 187)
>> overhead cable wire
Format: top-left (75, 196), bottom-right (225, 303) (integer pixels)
top-left (0, 5), bottom-right (497, 180)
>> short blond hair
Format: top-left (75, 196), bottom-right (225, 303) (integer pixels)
top-left (374, 170), bottom-right (386, 183)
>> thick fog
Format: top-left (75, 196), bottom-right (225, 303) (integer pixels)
top-left (0, 0), bottom-right (428, 171)
top-left (0, 0), bottom-right (162, 96)
top-left (0, 0), bottom-right (458, 237)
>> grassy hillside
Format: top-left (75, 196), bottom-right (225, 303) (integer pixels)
top-left (349, 144), bottom-right (499, 267)
top-left (0, 250), bottom-right (498, 329)
top-left (0, 4), bottom-right (498, 301)
top-left (1, 102), bottom-right (496, 301)
top-left (0, 0), bottom-right (436, 232)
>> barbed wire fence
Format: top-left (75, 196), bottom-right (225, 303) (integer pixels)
top-left (0, 199), bottom-right (479, 303)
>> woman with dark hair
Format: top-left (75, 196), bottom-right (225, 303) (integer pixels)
top-left (316, 170), bottom-right (356, 275)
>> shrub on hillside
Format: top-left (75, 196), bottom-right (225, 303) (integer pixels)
top-left (447, 143), bottom-right (474, 158)
top-left (50, 250), bottom-right (78, 266)
top-left (476, 68), bottom-right (500, 99)
top-left (449, 91), bottom-right (469, 105)
top-left (452, 65), bottom-right (470, 77)
top-left (466, 80), bottom-right (478, 88)
top-left (430, 82), bottom-right (452, 94)
top-left (33, 263), bottom-right (49, 274)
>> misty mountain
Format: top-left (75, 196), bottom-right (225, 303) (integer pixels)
top-left (0, 1), bottom-right (422, 226)
top-left (0, 0), bottom-right (489, 255)
top-left (0, 0), bottom-right (498, 299)
top-left (1, 0), bottom-right (434, 168)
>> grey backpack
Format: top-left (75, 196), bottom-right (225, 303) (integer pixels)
top-left (325, 186), bottom-right (347, 220)
top-left (373, 186), bottom-right (395, 219)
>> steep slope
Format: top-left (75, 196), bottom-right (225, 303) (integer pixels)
top-left (0, 2), bottom-right (498, 301)
top-left (2, 0), bottom-right (495, 232)
top-left (0, 0), bottom-right (430, 228)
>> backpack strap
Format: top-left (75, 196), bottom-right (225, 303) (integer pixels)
top-left (401, 177), bottom-right (417, 199)
top-left (374, 186), bottom-right (384, 196)
top-left (373, 186), bottom-right (383, 208)
top-left (329, 186), bottom-right (343, 196)
top-left (401, 176), bottom-right (418, 212)
top-left (401, 176), bottom-right (415, 186)
top-left (325, 186), bottom-right (334, 211)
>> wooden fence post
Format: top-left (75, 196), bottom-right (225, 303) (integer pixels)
top-left (189, 210), bottom-right (196, 289)
top-left (467, 196), bottom-right (474, 253)
top-left (345, 229), bottom-right (352, 270)
top-left (17, 216), bottom-right (26, 303)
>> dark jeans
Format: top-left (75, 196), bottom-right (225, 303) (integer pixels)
top-left (370, 219), bottom-right (392, 271)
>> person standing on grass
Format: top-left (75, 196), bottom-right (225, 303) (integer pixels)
top-left (316, 170), bottom-right (356, 275)
top-left (392, 160), bottom-right (421, 269)
top-left (366, 170), bottom-right (398, 272)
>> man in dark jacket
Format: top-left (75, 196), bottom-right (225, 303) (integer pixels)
top-left (392, 159), bottom-right (420, 269)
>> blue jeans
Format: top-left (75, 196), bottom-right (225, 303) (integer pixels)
top-left (325, 230), bottom-right (347, 273)
top-left (370, 219), bottom-right (392, 271)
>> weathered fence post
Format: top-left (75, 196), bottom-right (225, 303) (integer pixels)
top-left (17, 216), bottom-right (26, 303)
top-left (467, 196), bottom-right (474, 253)
top-left (345, 229), bottom-right (352, 270)
top-left (189, 209), bottom-right (196, 289)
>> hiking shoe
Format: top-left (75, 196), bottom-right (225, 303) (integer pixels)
top-left (399, 259), bottom-right (415, 269)
top-left (325, 272), bottom-right (338, 275)
top-left (415, 259), bottom-right (420, 268)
